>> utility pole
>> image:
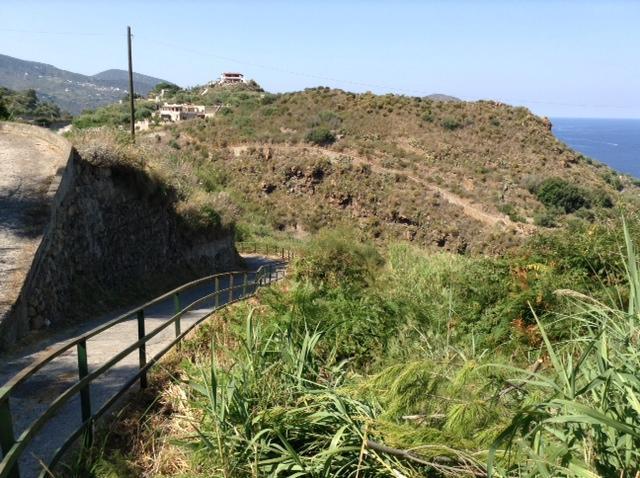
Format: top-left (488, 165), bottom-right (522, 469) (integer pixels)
top-left (127, 25), bottom-right (135, 142)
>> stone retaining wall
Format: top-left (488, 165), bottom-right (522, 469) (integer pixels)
top-left (1, 130), bottom-right (239, 350)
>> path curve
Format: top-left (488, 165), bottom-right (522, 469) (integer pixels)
top-left (0, 255), bottom-right (283, 478)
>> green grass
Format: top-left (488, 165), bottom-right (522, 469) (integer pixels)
top-left (74, 219), bottom-right (640, 477)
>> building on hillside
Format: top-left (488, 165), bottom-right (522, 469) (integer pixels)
top-left (154, 103), bottom-right (218, 122)
top-left (217, 72), bottom-right (247, 85)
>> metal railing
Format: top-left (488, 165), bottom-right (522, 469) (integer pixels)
top-left (236, 241), bottom-right (297, 261)
top-left (0, 248), bottom-right (291, 478)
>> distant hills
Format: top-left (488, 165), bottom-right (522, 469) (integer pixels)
top-left (0, 53), bottom-right (171, 114)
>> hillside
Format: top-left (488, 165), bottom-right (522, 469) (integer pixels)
top-left (0, 53), bottom-right (171, 114)
top-left (117, 87), bottom-right (637, 254)
top-left (46, 89), bottom-right (640, 476)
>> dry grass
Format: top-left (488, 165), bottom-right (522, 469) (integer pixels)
top-left (160, 88), bottom-right (637, 253)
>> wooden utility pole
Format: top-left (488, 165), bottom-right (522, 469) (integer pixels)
top-left (127, 25), bottom-right (135, 141)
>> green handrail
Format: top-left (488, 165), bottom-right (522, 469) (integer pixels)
top-left (0, 248), bottom-right (292, 478)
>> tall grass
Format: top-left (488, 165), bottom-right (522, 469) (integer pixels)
top-left (184, 312), bottom-right (418, 477)
top-left (490, 221), bottom-right (640, 477)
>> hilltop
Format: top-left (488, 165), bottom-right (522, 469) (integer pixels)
top-left (99, 86), bottom-right (637, 254)
top-left (0, 53), bottom-right (171, 114)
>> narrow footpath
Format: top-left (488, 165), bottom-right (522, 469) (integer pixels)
top-left (0, 255), bottom-right (281, 478)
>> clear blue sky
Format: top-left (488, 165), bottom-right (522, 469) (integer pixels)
top-left (1, 0), bottom-right (639, 118)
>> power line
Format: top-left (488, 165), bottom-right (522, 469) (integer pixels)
top-left (0, 28), bottom-right (636, 111)
top-left (136, 36), bottom-right (637, 111)
top-left (0, 28), bottom-right (114, 37)
top-left (135, 35), bottom-right (446, 97)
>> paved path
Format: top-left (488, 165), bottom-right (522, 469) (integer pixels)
top-left (0, 123), bottom-right (69, 333)
top-left (0, 255), bottom-right (284, 478)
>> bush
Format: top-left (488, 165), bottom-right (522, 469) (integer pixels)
top-left (421, 111), bottom-right (434, 123)
top-left (305, 127), bottom-right (336, 146)
top-left (491, 224), bottom-right (640, 476)
top-left (441, 117), bottom-right (462, 130)
top-left (602, 171), bottom-right (624, 191)
top-left (294, 228), bottom-right (383, 290)
top-left (590, 189), bottom-right (614, 208)
top-left (533, 209), bottom-right (557, 227)
top-left (535, 177), bottom-right (591, 213)
top-left (0, 99), bottom-right (8, 120)
top-left (498, 203), bottom-right (526, 223)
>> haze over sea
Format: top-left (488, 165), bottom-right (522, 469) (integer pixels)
top-left (552, 118), bottom-right (640, 179)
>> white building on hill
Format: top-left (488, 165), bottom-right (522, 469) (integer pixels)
top-left (217, 72), bottom-right (247, 85)
top-left (155, 103), bottom-right (219, 122)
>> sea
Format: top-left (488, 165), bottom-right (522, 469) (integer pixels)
top-left (551, 118), bottom-right (640, 179)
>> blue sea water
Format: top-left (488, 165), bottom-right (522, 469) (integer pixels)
top-left (551, 118), bottom-right (640, 179)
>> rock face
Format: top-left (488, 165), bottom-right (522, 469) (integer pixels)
top-left (0, 124), bottom-right (239, 350)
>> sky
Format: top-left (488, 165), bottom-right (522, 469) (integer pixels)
top-left (1, 0), bottom-right (639, 118)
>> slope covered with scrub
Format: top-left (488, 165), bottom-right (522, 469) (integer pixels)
top-left (143, 87), bottom-right (637, 253)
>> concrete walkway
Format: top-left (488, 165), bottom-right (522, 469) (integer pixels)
top-left (0, 255), bottom-right (284, 478)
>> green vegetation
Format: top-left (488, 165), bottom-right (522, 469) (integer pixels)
top-left (534, 178), bottom-right (591, 213)
top-left (167, 88), bottom-right (636, 252)
top-left (0, 86), bottom-right (68, 125)
top-left (60, 87), bottom-right (640, 476)
top-left (305, 127), bottom-right (336, 146)
top-left (72, 100), bottom-right (156, 129)
top-left (76, 218), bottom-right (640, 477)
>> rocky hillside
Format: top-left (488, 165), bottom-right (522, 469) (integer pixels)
top-left (141, 88), bottom-right (634, 253)
top-left (0, 53), bottom-right (171, 114)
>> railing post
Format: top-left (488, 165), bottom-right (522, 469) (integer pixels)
top-left (253, 243), bottom-right (257, 253)
top-left (173, 293), bottom-right (181, 338)
top-left (0, 396), bottom-right (20, 478)
top-left (77, 340), bottom-right (93, 448)
top-left (137, 310), bottom-right (147, 389)
top-left (229, 274), bottom-right (234, 302)
top-left (281, 247), bottom-right (284, 259)
top-left (242, 271), bottom-right (248, 297)
top-left (214, 276), bottom-right (220, 308)
top-left (268, 265), bottom-right (273, 284)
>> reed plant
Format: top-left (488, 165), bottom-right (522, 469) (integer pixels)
top-left (490, 221), bottom-right (640, 477)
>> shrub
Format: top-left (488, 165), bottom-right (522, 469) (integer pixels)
top-left (535, 178), bottom-right (591, 213)
top-left (294, 228), bottom-right (383, 290)
top-left (421, 111), bottom-right (434, 123)
top-left (533, 209), bottom-right (557, 227)
top-left (498, 203), bottom-right (526, 223)
top-left (602, 171), bottom-right (624, 191)
top-left (441, 117), bottom-right (462, 130)
top-left (0, 99), bottom-right (8, 120)
top-left (590, 189), bottom-right (614, 208)
top-left (305, 127), bottom-right (336, 146)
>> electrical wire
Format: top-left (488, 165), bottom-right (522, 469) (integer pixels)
top-left (0, 27), bottom-right (636, 111)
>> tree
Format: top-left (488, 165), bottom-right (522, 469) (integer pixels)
top-left (0, 100), bottom-right (8, 120)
